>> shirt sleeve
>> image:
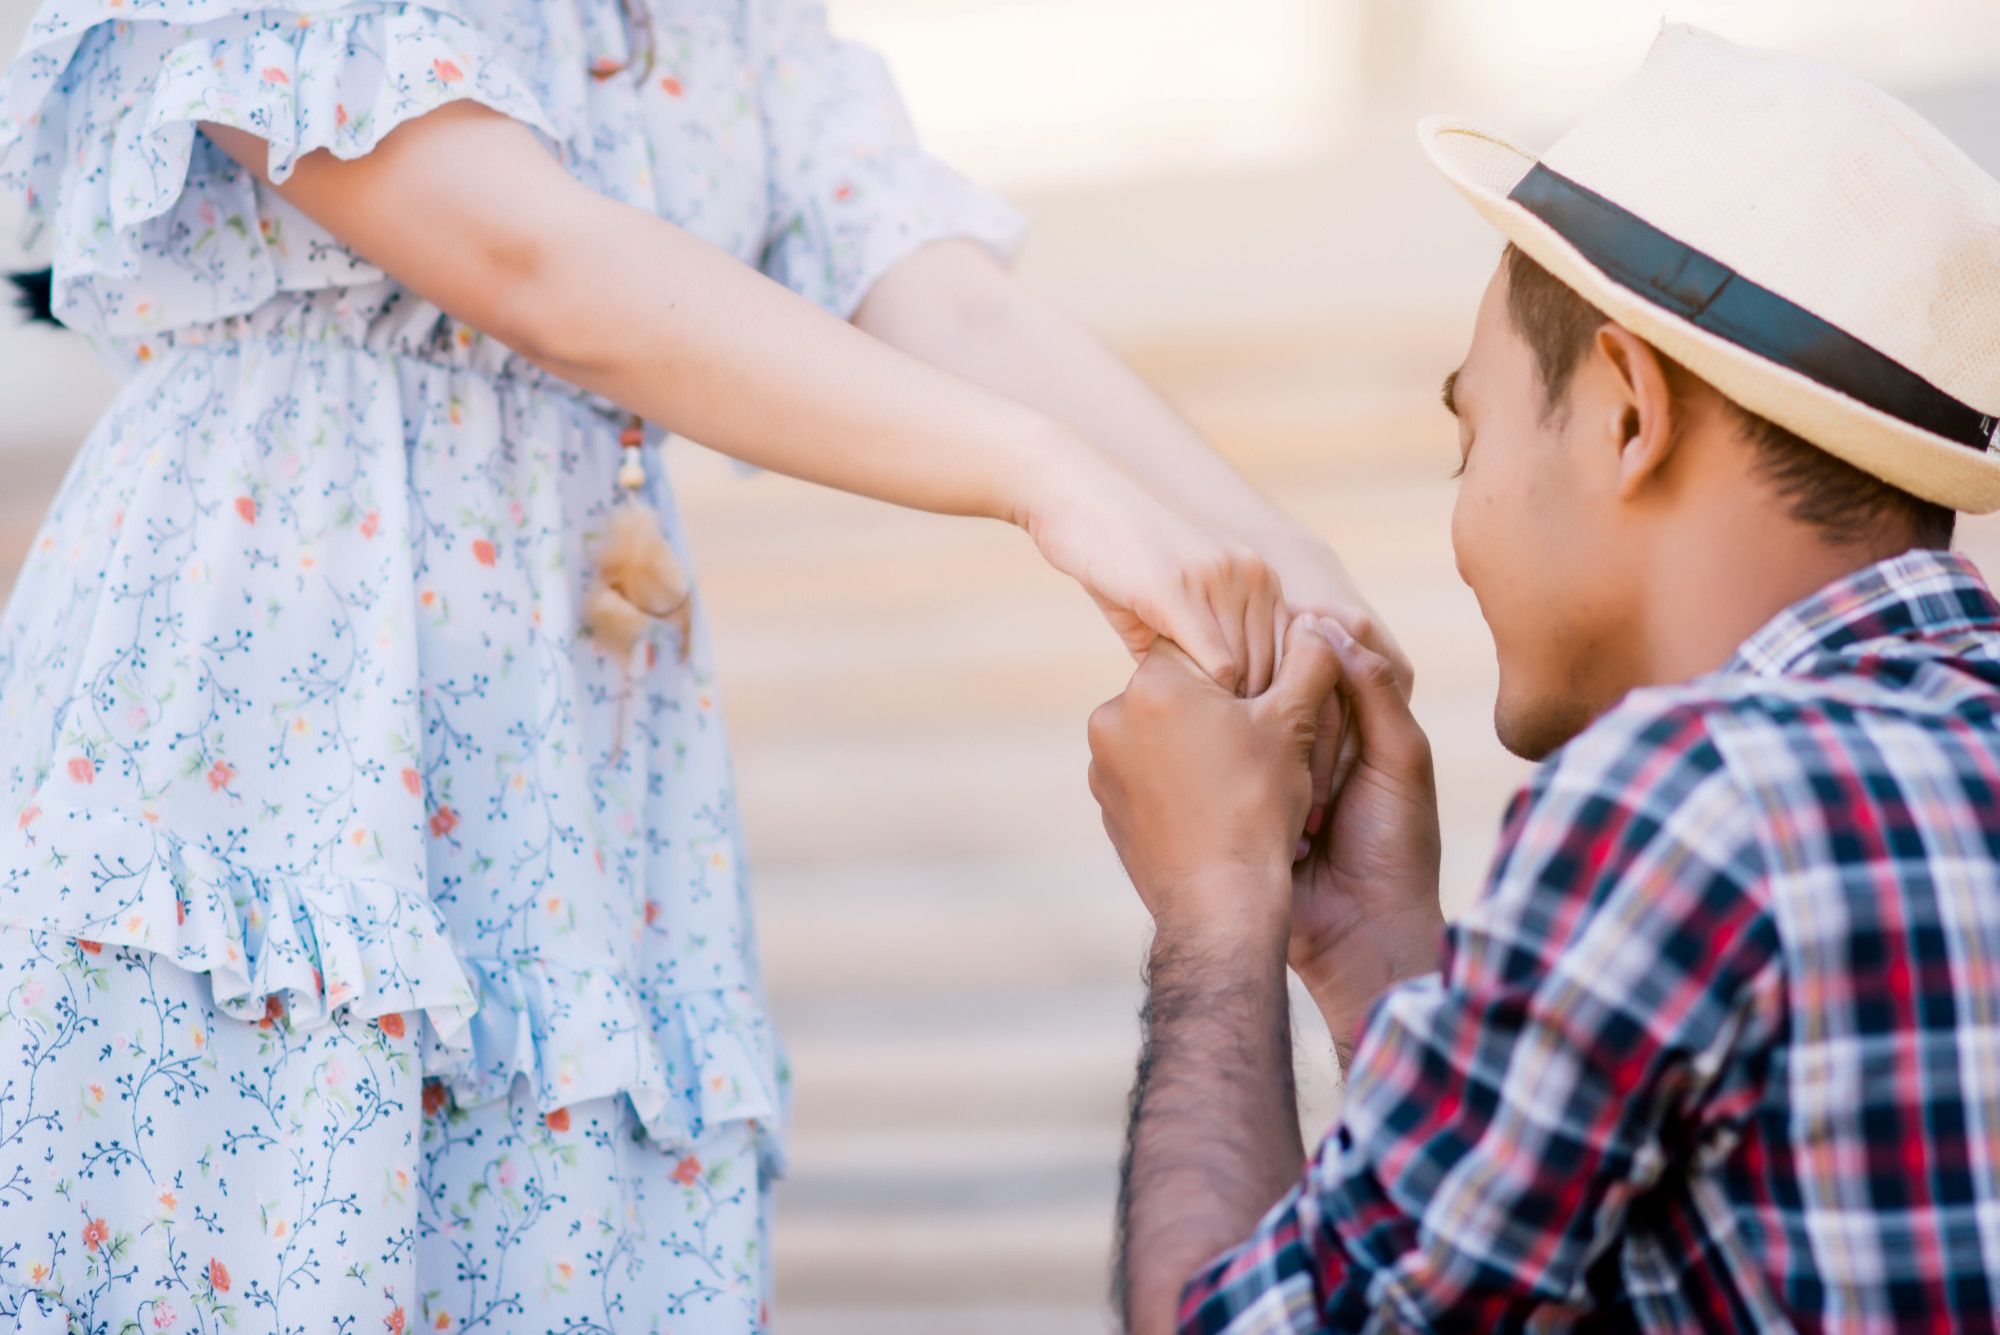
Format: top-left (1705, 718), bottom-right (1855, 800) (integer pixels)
top-left (1179, 694), bottom-right (1783, 1333)
top-left (752, 0), bottom-right (1026, 318)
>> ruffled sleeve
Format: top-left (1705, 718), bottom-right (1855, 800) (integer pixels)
top-left (0, 0), bottom-right (564, 339)
top-left (754, 0), bottom-right (1025, 318)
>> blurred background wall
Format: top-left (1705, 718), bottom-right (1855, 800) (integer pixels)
top-left (2, 3), bottom-right (1998, 1331)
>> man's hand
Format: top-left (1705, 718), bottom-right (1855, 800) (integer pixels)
top-left (1290, 621), bottom-right (1445, 1064)
top-left (1088, 616), bottom-right (1345, 942)
top-left (1095, 617), bottom-right (1342, 1335)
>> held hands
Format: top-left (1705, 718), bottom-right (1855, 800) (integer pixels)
top-left (1088, 615), bottom-right (1443, 1020)
top-left (1285, 621), bottom-right (1443, 1050)
top-left (1086, 617), bottom-right (1344, 941)
top-left (1025, 448), bottom-right (1287, 697)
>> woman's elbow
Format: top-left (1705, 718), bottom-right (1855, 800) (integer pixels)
top-left (475, 231), bottom-right (599, 371)
top-left (854, 238), bottom-right (1035, 353)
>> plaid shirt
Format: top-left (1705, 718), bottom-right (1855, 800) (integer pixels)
top-left (1181, 549), bottom-right (2000, 1334)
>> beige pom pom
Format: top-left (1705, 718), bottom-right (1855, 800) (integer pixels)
top-left (583, 501), bottom-right (692, 665)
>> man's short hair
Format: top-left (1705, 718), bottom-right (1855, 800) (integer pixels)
top-left (1501, 243), bottom-right (1955, 551)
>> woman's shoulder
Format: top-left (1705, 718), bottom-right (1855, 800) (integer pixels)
top-left (0, 0), bottom-right (582, 341)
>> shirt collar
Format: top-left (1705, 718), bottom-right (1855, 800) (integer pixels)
top-left (1727, 548), bottom-right (2000, 677)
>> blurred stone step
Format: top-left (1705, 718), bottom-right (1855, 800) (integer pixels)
top-left (756, 850), bottom-right (1148, 1000)
top-left (778, 1303), bottom-right (1111, 1335)
top-left (775, 985), bottom-right (1139, 1132)
top-left (773, 1198), bottom-right (1112, 1306)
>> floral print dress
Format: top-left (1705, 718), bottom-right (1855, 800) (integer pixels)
top-left (0, 0), bottom-right (1023, 1326)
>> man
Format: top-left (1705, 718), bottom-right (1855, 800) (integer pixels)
top-left (1088, 26), bottom-right (2000, 1334)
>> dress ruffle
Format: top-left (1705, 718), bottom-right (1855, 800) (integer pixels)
top-left (0, 0), bottom-right (561, 336)
top-left (430, 958), bottom-right (788, 1166)
top-left (0, 803), bottom-right (786, 1165)
top-left (0, 802), bottom-right (481, 1043)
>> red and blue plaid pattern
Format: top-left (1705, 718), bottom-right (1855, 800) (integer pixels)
top-left (1181, 549), bottom-right (2000, 1333)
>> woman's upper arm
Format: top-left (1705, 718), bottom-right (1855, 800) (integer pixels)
top-left (201, 102), bottom-right (595, 361)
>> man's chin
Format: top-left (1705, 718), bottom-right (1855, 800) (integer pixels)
top-left (1492, 694), bottom-right (1594, 762)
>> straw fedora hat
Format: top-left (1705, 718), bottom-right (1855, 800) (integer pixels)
top-left (1420, 24), bottom-right (2000, 513)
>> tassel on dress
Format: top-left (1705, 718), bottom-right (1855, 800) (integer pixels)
top-left (583, 417), bottom-right (693, 667)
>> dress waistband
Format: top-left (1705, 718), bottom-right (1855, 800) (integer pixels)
top-left (126, 281), bottom-right (625, 421)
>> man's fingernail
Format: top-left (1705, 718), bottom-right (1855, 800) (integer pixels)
top-left (1315, 616), bottom-right (1349, 648)
top-left (1294, 837), bottom-right (1312, 863)
top-left (1307, 805), bottom-right (1325, 837)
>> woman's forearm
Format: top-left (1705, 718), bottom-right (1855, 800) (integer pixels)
top-left (857, 240), bottom-right (1413, 688)
top-left (205, 105), bottom-right (1075, 527)
top-left (202, 104), bottom-right (1288, 689)
top-left (855, 240), bottom-right (1312, 547)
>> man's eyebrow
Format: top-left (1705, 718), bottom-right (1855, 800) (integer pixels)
top-left (1441, 370), bottom-right (1461, 417)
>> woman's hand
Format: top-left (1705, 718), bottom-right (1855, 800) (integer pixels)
top-left (1021, 444), bottom-right (1286, 697)
top-left (1262, 533), bottom-right (1411, 690)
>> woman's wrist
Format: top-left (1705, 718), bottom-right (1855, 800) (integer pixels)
top-left (999, 413), bottom-right (1144, 533)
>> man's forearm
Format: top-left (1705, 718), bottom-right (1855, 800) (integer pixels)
top-left (1119, 918), bottom-right (1305, 1335)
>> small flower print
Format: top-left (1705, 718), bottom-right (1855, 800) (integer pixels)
top-left (672, 1155), bottom-right (701, 1186)
top-left (422, 1081), bottom-right (447, 1117)
top-left (471, 538), bottom-right (497, 567)
top-left (660, 75), bottom-right (683, 96)
top-left (429, 805), bottom-right (458, 838)
top-left (432, 58), bottom-right (461, 83)
top-left (260, 66), bottom-right (288, 84)
top-left (544, 1107), bottom-right (570, 1132)
top-left (82, 1216), bottom-right (108, 1251)
top-left (209, 1258), bottom-right (230, 1292)
top-left (208, 760), bottom-right (236, 791)
top-left (377, 1012), bottom-right (406, 1039)
top-left (235, 495), bottom-right (256, 523)
top-left (67, 756), bottom-right (94, 784)
top-left (360, 509), bottom-right (380, 537)
top-left (402, 767), bottom-right (422, 795)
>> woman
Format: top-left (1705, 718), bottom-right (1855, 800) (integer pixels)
top-left (0, 0), bottom-right (1397, 1327)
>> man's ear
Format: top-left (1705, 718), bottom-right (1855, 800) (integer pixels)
top-left (1590, 323), bottom-right (1680, 500)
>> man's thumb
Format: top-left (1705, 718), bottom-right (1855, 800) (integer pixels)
top-left (1263, 615), bottom-right (1342, 739)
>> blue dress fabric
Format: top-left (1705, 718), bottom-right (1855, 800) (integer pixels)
top-left (0, 0), bottom-right (1024, 1326)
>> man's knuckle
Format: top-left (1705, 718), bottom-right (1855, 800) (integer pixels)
top-left (1086, 701), bottom-right (1116, 748)
top-left (1126, 668), bottom-right (1168, 710)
